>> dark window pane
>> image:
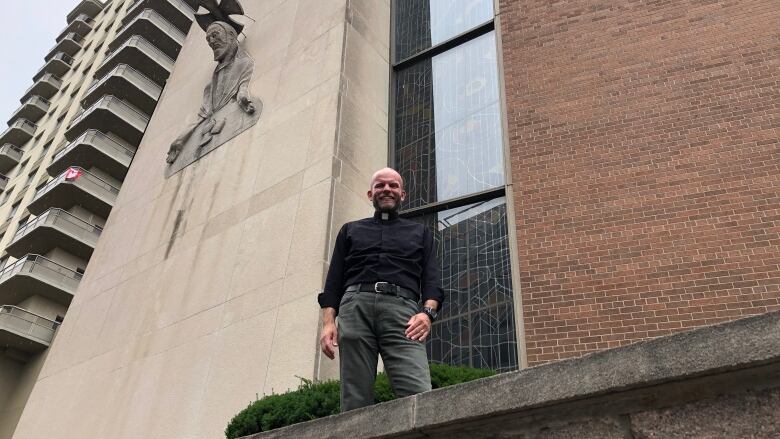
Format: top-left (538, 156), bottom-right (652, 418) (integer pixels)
top-left (394, 0), bottom-right (494, 62)
top-left (395, 31), bottom-right (503, 209)
top-left (415, 198), bottom-right (518, 372)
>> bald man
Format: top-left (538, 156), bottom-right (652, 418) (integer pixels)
top-left (318, 167), bottom-right (443, 411)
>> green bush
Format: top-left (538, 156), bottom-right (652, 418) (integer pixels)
top-left (225, 363), bottom-right (495, 438)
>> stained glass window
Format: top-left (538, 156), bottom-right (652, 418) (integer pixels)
top-left (413, 198), bottom-right (517, 371)
top-left (394, 0), bottom-right (494, 62)
top-left (395, 32), bottom-right (504, 209)
top-left (392, 2), bottom-right (518, 372)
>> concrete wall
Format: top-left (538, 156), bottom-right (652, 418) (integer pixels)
top-left (0, 356), bottom-right (23, 439)
top-left (16, 295), bottom-right (67, 321)
top-left (11, 1), bottom-right (389, 438)
top-left (42, 248), bottom-right (86, 272)
top-left (66, 205), bottom-right (106, 228)
top-left (0, 353), bottom-right (47, 439)
top-left (242, 311), bottom-right (780, 439)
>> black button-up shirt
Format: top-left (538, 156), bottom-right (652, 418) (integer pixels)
top-left (318, 210), bottom-right (444, 314)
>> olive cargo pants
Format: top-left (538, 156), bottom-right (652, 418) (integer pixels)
top-left (337, 290), bottom-right (432, 411)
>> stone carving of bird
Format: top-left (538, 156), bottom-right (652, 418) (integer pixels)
top-left (195, 0), bottom-right (245, 34)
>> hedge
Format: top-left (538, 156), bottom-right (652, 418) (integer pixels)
top-left (225, 363), bottom-right (495, 438)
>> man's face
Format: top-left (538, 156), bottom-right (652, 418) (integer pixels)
top-left (206, 25), bottom-right (233, 61)
top-left (367, 170), bottom-right (406, 213)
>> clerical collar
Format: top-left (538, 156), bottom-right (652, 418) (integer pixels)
top-left (374, 210), bottom-right (399, 221)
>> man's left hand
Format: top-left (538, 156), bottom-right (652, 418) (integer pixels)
top-left (405, 312), bottom-right (432, 342)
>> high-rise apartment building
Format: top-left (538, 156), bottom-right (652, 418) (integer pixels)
top-left (2, 0), bottom-right (779, 438)
top-left (0, 0), bottom-right (196, 436)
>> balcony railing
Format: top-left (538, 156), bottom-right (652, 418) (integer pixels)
top-left (123, 0), bottom-right (194, 33)
top-left (21, 73), bottom-right (62, 102)
top-left (35, 166), bottom-right (119, 200)
top-left (65, 95), bottom-right (149, 145)
top-left (0, 305), bottom-right (59, 348)
top-left (7, 208), bottom-right (103, 259)
top-left (96, 36), bottom-right (174, 84)
top-left (112, 9), bottom-right (186, 58)
top-left (30, 166), bottom-right (119, 217)
top-left (84, 64), bottom-right (161, 114)
top-left (0, 144), bottom-right (23, 173)
top-left (66, 0), bottom-right (104, 24)
top-left (57, 14), bottom-right (94, 41)
top-left (0, 254), bottom-right (82, 304)
top-left (8, 95), bottom-right (50, 125)
top-left (0, 119), bottom-right (37, 146)
top-left (49, 129), bottom-right (135, 180)
top-left (33, 52), bottom-right (74, 82)
top-left (46, 32), bottom-right (84, 61)
top-left (53, 129), bottom-right (135, 165)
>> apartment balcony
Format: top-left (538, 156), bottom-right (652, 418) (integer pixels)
top-left (57, 14), bottom-right (94, 42)
top-left (33, 53), bottom-right (74, 82)
top-left (95, 36), bottom-right (174, 85)
top-left (0, 255), bottom-right (81, 306)
top-left (45, 32), bottom-right (83, 61)
top-left (0, 144), bottom-right (22, 173)
top-left (0, 174), bottom-right (8, 192)
top-left (0, 305), bottom-right (59, 355)
top-left (111, 9), bottom-right (186, 59)
top-left (28, 167), bottom-right (119, 218)
top-left (21, 73), bottom-right (62, 102)
top-left (6, 208), bottom-right (102, 260)
top-left (66, 0), bottom-right (104, 23)
top-left (48, 130), bottom-right (135, 181)
top-left (123, 0), bottom-right (194, 34)
top-left (65, 96), bottom-right (149, 146)
top-left (83, 64), bottom-right (161, 115)
top-left (0, 119), bottom-right (36, 147)
top-left (8, 96), bottom-right (50, 125)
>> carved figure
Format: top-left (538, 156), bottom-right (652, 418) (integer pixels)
top-left (166, 21), bottom-right (256, 165)
top-left (164, 0), bottom-right (262, 177)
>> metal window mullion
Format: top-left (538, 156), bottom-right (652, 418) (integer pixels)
top-left (399, 186), bottom-right (505, 219)
top-left (392, 20), bottom-right (495, 71)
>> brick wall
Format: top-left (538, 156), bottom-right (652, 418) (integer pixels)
top-left (499, 0), bottom-right (780, 365)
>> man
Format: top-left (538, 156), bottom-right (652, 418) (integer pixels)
top-left (166, 20), bottom-right (256, 164)
top-left (318, 167), bottom-right (443, 411)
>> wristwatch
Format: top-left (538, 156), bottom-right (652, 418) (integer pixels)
top-left (421, 306), bottom-right (438, 322)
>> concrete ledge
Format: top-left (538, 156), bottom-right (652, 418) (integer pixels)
top-left (242, 312), bottom-right (780, 438)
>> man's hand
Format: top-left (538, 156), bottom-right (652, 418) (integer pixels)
top-left (320, 307), bottom-right (338, 360)
top-left (405, 312), bottom-right (432, 342)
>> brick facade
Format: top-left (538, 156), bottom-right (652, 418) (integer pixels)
top-left (499, 0), bottom-right (780, 365)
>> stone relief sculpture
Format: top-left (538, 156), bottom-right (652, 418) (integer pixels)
top-left (165, 0), bottom-right (262, 177)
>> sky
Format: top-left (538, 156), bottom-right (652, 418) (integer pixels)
top-left (0, 0), bottom-right (81, 129)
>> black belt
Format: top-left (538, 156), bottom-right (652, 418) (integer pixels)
top-left (345, 282), bottom-right (418, 301)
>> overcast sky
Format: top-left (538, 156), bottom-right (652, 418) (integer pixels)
top-left (0, 0), bottom-right (81, 129)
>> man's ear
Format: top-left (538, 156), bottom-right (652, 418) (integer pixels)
top-left (366, 190), bottom-right (374, 201)
top-left (400, 190), bottom-right (406, 202)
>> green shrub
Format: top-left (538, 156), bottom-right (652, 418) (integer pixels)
top-left (225, 363), bottom-right (495, 438)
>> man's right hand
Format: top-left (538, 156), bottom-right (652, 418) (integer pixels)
top-left (320, 322), bottom-right (338, 360)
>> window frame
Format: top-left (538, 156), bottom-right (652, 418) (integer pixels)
top-left (388, 1), bottom-right (520, 372)
top-left (388, 3), bottom-right (502, 217)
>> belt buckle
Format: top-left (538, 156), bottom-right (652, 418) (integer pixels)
top-left (374, 282), bottom-right (388, 293)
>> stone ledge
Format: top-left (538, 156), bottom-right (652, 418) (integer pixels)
top-left (242, 311), bottom-right (780, 438)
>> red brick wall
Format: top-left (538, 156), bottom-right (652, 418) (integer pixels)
top-left (498, 0), bottom-right (780, 365)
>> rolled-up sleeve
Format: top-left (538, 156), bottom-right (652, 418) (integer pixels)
top-left (318, 224), bottom-right (348, 313)
top-left (420, 227), bottom-right (444, 306)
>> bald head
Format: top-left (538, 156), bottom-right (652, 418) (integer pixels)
top-left (368, 167), bottom-right (406, 213)
top-left (369, 167), bottom-right (404, 190)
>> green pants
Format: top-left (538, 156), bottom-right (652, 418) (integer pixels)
top-left (337, 290), bottom-right (431, 411)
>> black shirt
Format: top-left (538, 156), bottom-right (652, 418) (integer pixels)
top-left (318, 210), bottom-right (444, 314)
